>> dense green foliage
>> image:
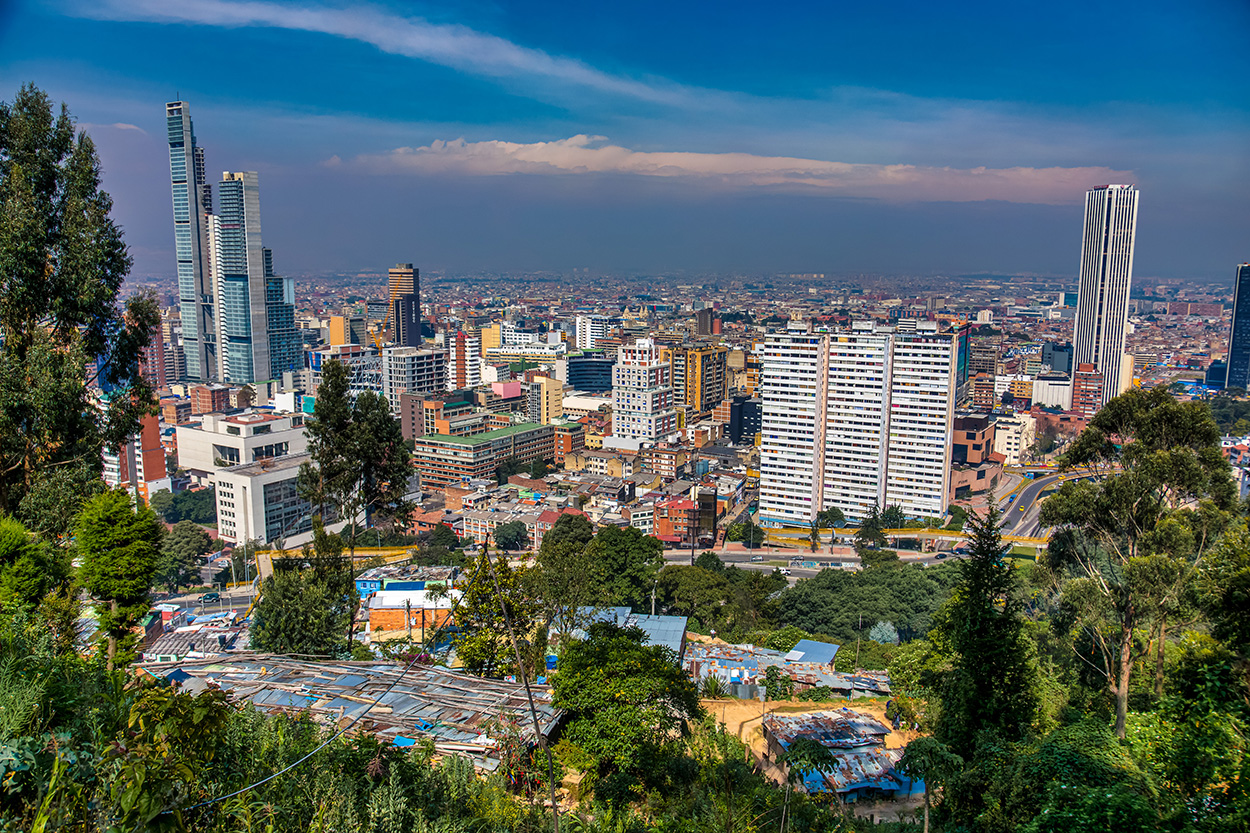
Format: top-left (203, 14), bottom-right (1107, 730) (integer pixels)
top-left (492, 519), bottom-right (530, 551)
top-left (150, 487), bottom-right (218, 524)
top-left (775, 560), bottom-right (959, 641)
top-left (157, 520), bottom-right (214, 592)
top-left (0, 85), bottom-right (158, 531)
top-left (76, 489), bottom-right (164, 668)
top-left (250, 526), bottom-right (358, 657)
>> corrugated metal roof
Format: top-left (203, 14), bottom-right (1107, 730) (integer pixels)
top-left (139, 653), bottom-right (561, 770)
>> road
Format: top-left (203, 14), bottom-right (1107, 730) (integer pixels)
top-left (1003, 473), bottom-right (1064, 538)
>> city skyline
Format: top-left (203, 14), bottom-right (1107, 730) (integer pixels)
top-left (1, 1), bottom-right (1246, 280)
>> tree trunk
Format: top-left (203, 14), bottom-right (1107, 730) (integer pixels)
top-left (923, 790), bottom-right (930, 833)
top-left (1114, 607), bottom-right (1134, 738)
top-left (107, 599), bottom-right (117, 672)
top-left (1154, 619), bottom-right (1167, 697)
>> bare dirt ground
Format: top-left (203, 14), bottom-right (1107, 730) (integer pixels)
top-left (701, 696), bottom-right (924, 822)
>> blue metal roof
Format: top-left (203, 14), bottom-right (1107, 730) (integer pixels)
top-left (785, 639), bottom-right (840, 665)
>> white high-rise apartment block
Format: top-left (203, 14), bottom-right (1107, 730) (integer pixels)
top-left (607, 338), bottom-right (678, 450)
top-left (381, 347), bottom-right (447, 413)
top-left (575, 315), bottom-right (619, 350)
top-left (1073, 184), bottom-right (1139, 406)
top-left (440, 331), bottom-right (481, 390)
top-left (758, 321), bottom-right (956, 526)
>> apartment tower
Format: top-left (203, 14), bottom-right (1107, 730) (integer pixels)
top-left (607, 338), bottom-right (678, 450)
top-left (1072, 184), bottom-right (1139, 407)
top-left (758, 321), bottom-right (956, 526)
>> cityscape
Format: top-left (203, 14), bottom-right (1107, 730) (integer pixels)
top-left (1, 1), bottom-right (1248, 831)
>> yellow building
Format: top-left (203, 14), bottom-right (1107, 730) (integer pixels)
top-left (661, 345), bottom-right (729, 413)
top-left (532, 375), bottom-right (565, 424)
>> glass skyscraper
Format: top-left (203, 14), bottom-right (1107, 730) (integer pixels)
top-left (165, 102), bottom-right (215, 381)
top-left (1072, 184), bottom-right (1139, 407)
top-left (215, 172), bottom-right (299, 384)
top-left (1225, 264), bottom-right (1250, 391)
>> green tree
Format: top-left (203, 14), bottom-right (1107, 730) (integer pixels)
top-left (299, 365), bottom-right (413, 557)
top-left (553, 622), bottom-right (701, 782)
top-left (532, 536), bottom-right (606, 639)
top-left (249, 567), bottom-right (354, 656)
top-left (932, 502), bottom-right (1041, 770)
top-left (727, 519), bottom-right (765, 546)
top-left (868, 620), bottom-right (899, 645)
top-left (494, 457), bottom-right (526, 485)
top-left (492, 520), bottom-right (530, 552)
top-left (454, 551), bottom-right (537, 677)
top-left (854, 502), bottom-right (887, 549)
top-left (541, 512), bottom-right (594, 552)
top-left (694, 550), bottom-right (724, 573)
top-left (808, 520), bottom-right (820, 553)
top-left (428, 523), bottom-right (462, 551)
top-left (585, 525), bottom-right (664, 610)
top-left (897, 737), bottom-right (963, 833)
top-left (764, 664), bottom-right (793, 700)
top-left (881, 504), bottom-right (907, 530)
top-left (0, 514), bottom-right (61, 612)
top-left (0, 85), bottom-right (159, 526)
top-left (656, 565), bottom-right (730, 628)
top-left (157, 520), bottom-right (213, 592)
top-left (1040, 386), bottom-right (1235, 737)
top-left (147, 488), bottom-right (174, 520)
top-left (815, 506), bottom-right (846, 529)
top-left (528, 458), bottom-right (550, 479)
top-left (779, 737), bottom-right (838, 832)
top-left (76, 489), bottom-right (164, 668)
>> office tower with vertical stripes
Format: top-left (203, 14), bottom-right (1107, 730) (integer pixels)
top-left (758, 321), bottom-right (955, 526)
top-left (1225, 264), bottom-right (1250, 391)
top-left (215, 172), bottom-right (299, 384)
top-left (1072, 184), bottom-right (1139, 407)
top-left (165, 101), bottom-right (215, 381)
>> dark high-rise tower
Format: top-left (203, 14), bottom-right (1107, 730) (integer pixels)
top-left (1225, 264), bottom-right (1250, 391)
top-left (387, 263), bottom-right (419, 343)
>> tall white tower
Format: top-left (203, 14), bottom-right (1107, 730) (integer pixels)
top-left (1072, 184), bottom-right (1139, 406)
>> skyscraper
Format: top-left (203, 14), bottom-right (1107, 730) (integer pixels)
top-left (387, 264), bottom-right (419, 342)
top-left (215, 172), bottom-right (299, 384)
top-left (165, 101), bottom-right (215, 381)
top-left (1225, 264), bottom-right (1250, 391)
top-left (758, 321), bottom-right (956, 525)
top-left (1072, 184), bottom-right (1139, 406)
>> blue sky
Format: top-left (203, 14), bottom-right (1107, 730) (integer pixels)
top-left (1, 0), bottom-right (1247, 280)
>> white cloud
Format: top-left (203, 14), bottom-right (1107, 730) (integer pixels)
top-left (80, 121), bottom-right (147, 134)
top-left (74, 0), bottom-right (692, 105)
top-left (346, 135), bottom-right (1132, 204)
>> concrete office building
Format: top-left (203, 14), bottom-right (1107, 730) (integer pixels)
top-left (554, 353), bottom-right (616, 393)
top-left (381, 347), bottom-right (447, 413)
top-left (607, 339), bottom-right (678, 450)
top-left (526, 375), bottom-right (565, 424)
top-left (1073, 184), bottom-right (1139, 407)
top-left (758, 321), bottom-right (956, 526)
top-left (176, 411), bottom-right (308, 486)
top-left (1225, 264), bottom-right (1250, 390)
top-left (664, 345), bottom-right (729, 413)
top-left (165, 101), bottom-right (215, 382)
top-left (215, 453), bottom-right (344, 547)
top-left (386, 264), bottom-right (419, 344)
top-left (575, 315), bottom-right (620, 350)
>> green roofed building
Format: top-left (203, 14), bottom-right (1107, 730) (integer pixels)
top-left (412, 422), bottom-right (555, 489)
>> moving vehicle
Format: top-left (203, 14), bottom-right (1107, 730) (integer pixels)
top-left (750, 555), bottom-right (764, 562)
top-left (199, 592), bottom-right (221, 604)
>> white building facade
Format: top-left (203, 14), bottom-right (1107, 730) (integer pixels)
top-left (607, 338), bottom-right (678, 450)
top-left (758, 321), bottom-right (956, 526)
top-left (176, 411), bottom-right (308, 486)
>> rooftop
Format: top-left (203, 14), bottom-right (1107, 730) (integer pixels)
top-left (221, 452), bottom-right (310, 478)
top-left (139, 654), bottom-right (560, 770)
top-left (420, 422), bottom-right (546, 445)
